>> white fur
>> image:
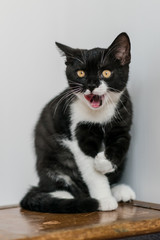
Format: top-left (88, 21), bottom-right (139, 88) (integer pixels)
top-left (73, 90), bottom-right (122, 128)
top-left (50, 190), bottom-right (74, 199)
top-left (111, 184), bottom-right (136, 202)
top-left (94, 151), bottom-right (115, 174)
top-left (71, 97), bottom-right (115, 124)
top-left (63, 139), bottom-right (118, 211)
top-left (71, 93), bottom-right (121, 135)
top-left (92, 81), bottom-right (107, 95)
top-left (84, 89), bottom-right (91, 95)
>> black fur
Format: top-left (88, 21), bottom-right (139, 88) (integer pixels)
top-left (20, 187), bottom-right (98, 213)
top-left (20, 32), bottom-right (132, 213)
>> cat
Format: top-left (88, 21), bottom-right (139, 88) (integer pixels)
top-left (20, 32), bottom-right (135, 213)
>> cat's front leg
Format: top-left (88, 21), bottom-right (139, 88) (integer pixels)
top-left (65, 139), bottom-right (118, 211)
top-left (94, 151), bottom-right (116, 174)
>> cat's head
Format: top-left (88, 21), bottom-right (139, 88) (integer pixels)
top-left (56, 32), bottom-right (131, 110)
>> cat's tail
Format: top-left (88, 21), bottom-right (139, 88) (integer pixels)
top-left (20, 187), bottom-right (99, 213)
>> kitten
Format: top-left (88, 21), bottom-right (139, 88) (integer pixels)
top-left (20, 32), bottom-right (135, 213)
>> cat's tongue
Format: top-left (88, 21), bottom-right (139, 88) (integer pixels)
top-left (84, 94), bottom-right (102, 108)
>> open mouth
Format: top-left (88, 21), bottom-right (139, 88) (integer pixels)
top-left (84, 94), bottom-right (105, 108)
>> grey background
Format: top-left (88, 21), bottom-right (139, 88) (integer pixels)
top-left (0, 0), bottom-right (160, 206)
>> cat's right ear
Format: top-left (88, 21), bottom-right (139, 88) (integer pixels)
top-left (55, 42), bottom-right (81, 65)
top-left (55, 42), bottom-right (75, 57)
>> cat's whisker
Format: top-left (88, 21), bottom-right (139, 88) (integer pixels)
top-left (108, 87), bottom-right (129, 99)
top-left (105, 93), bottom-right (124, 124)
top-left (68, 80), bottom-right (83, 87)
top-left (69, 86), bottom-right (83, 94)
top-left (104, 96), bottom-right (118, 125)
top-left (49, 93), bottom-right (64, 109)
top-left (53, 91), bottom-right (76, 116)
top-left (105, 97), bottom-right (118, 123)
top-left (107, 89), bottom-right (131, 115)
top-left (63, 95), bottom-right (75, 114)
top-left (70, 85), bottom-right (83, 91)
top-left (62, 86), bottom-right (84, 114)
top-left (53, 86), bottom-right (83, 116)
top-left (105, 91), bottom-right (128, 125)
top-left (118, 98), bottom-right (131, 115)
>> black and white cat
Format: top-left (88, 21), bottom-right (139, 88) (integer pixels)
top-left (20, 32), bottom-right (135, 213)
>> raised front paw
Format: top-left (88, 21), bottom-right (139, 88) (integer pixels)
top-left (98, 196), bottom-right (118, 211)
top-left (94, 152), bottom-right (115, 174)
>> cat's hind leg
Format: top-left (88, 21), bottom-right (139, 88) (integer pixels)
top-left (20, 186), bottom-right (99, 213)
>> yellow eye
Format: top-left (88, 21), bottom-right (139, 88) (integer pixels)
top-left (77, 70), bottom-right (85, 78)
top-left (102, 70), bottom-right (112, 78)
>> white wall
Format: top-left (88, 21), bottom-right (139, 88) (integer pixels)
top-left (0, 0), bottom-right (160, 206)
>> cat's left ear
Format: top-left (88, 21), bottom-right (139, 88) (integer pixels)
top-left (108, 32), bottom-right (131, 65)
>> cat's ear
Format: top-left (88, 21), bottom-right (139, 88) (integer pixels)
top-left (108, 32), bottom-right (131, 65)
top-left (55, 42), bottom-right (82, 65)
top-left (55, 42), bottom-right (76, 57)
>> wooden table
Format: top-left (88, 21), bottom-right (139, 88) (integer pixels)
top-left (0, 201), bottom-right (160, 240)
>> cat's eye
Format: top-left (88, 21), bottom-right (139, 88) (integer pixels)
top-left (77, 70), bottom-right (85, 78)
top-left (102, 70), bottom-right (112, 78)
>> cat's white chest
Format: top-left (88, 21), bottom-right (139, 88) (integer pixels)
top-left (70, 98), bottom-right (115, 133)
top-left (62, 96), bottom-right (120, 211)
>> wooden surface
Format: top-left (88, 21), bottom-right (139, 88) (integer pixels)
top-left (0, 201), bottom-right (160, 240)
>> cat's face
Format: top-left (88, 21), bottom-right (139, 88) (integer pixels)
top-left (56, 33), bottom-right (131, 110)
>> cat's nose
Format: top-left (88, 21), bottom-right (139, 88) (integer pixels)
top-left (87, 83), bottom-right (97, 92)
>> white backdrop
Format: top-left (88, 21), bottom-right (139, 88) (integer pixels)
top-left (0, 0), bottom-right (160, 206)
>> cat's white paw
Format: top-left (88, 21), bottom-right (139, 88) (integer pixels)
top-left (94, 152), bottom-right (115, 174)
top-left (111, 184), bottom-right (136, 202)
top-left (98, 196), bottom-right (118, 211)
